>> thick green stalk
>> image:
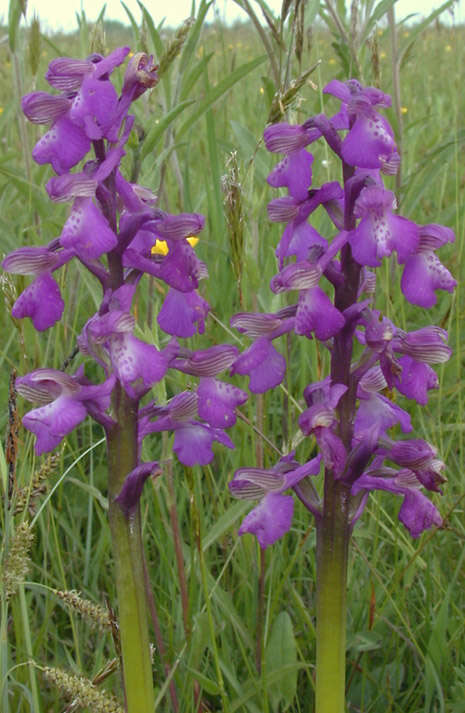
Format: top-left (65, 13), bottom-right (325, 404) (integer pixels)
top-left (107, 386), bottom-right (155, 713)
top-left (315, 478), bottom-right (350, 713)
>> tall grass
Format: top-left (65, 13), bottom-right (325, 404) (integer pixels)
top-left (1, 1), bottom-right (464, 711)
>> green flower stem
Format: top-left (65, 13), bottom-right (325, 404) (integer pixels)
top-left (107, 385), bottom-right (155, 713)
top-left (315, 476), bottom-right (351, 713)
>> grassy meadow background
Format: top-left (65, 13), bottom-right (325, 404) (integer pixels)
top-left (1, 0), bottom-right (464, 710)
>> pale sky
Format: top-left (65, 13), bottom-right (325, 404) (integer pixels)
top-left (0, 0), bottom-right (462, 34)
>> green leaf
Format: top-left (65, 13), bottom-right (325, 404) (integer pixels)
top-left (179, 0), bottom-right (214, 74)
top-left (307, 0), bottom-right (320, 24)
top-left (137, 1), bottom-right (164, 59)
top-left (121, 1), bottom-right (140, 39)
top-left (180, 52), bottom-right (214, 102)
top-left (347, 630), bottom-right (383, 653)
top-left (260, 75), bottom-right (276, 108)
top-left (185, 666), bottom-right (221, 695)
top-left (140, 99), bottom-right (195, 161)
top-left (188, 611), bottom-right (210, 665)
top-left (398, 0), bottom-right (456, 69)
top-left (202, 500), bottom-right (251, 552)
top-left (230, 120), bottom-right (269, 184)
top-left (264, 611), bottom-right (297, 710)
top-left (361, 0), bottom-right (399, 44)
top-left (8, 0), bottom-right (24, 52)
top-left (177, 55), bottom-right (267, 140)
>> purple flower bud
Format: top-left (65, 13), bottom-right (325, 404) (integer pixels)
top-left (115, 462), bottom-right (161, 516)
top-left (122, 52), bottom-right (159, 102)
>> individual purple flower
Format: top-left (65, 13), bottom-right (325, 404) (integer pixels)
top-left (349, 185), bottom-right (419, 267)
top-left (351, 469), bottom-right (442, 537)
top-left (197, 378), bottom-right (248, 428)
top-left (230, 337), bottom-right (287, 393)
top-left (299, 379), bottom-right (348, 477)
top-left (267, 148), bottom-right (313, 201)
top-left (157, 288), bottom-right (210, 338)
top-left (124, 239), bottom-right (207, 293)
top-left (16, 368), bottom-right (115, 455)
top-left (2, 245), bottom-right (74, 330)
top-left (295, 286), bottom-right (345, 341)
top-left (324, 79), bottom-right (397, 170)
top-left (383, 438), bottom-right (446, 492)
top-left (79, 308), bottom-right (176, 399)
top-left (59, 197), bottom-right (118, 259)
top-left (229, 454), bottom-right (322, 548)
top-left (354, 367), bottom-right (412, 442)
top-left (32, 116), bottom-right (91, 175)
top-left (393, 356), bottom-right (438, 405)
top-left (400, 223), bottom-right (456, 307)
top-left (141, 391), bottom-right (234, 466)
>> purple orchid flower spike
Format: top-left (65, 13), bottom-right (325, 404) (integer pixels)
top-left (229, 77), bottom-right (455, 710)
top-left (6, 46), bottom-right (254, 713)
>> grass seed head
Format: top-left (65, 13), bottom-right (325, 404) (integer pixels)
top-left (2, 522), bottom-right (34, 599)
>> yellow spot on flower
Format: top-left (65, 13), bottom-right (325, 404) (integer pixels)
top-left (0, 107), bottom-right (3, 115)
top-left (151, 236), bottom-right (199, 256)
top-left (380, 51), bottom-right (386, 59)
top-left (445, 44), bottom-right (452, 52)
top-left (401, 106), bottom-right (408, 114)
top-left (152, 240), bottom-right (169, 256)
top-left (260, 87), bottom-right (264, 95)
top-left (329, 58), bottom-right (336, 65)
